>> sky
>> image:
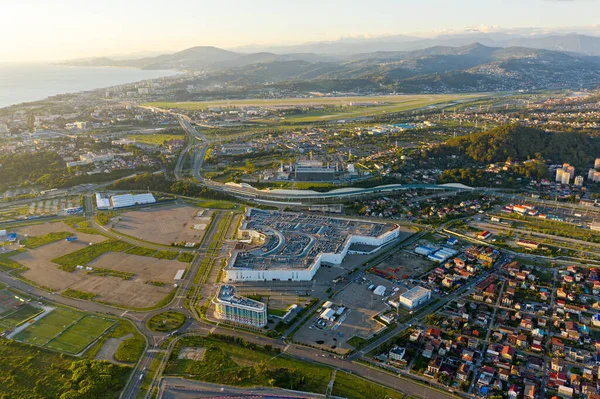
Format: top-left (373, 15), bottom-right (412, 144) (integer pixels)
top-left (2, 0), bottom-right (599, 62)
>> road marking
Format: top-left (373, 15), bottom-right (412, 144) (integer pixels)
top-left (120, 310), bottom-right (128, 317)
top-left (284, 344), bottom-right (290, 352)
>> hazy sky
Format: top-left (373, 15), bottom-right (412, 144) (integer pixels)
top-left (2, 0), bottom-right (599, 62)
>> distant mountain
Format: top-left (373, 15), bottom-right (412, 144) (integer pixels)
top-left (63, 43), bottom-right (600, 93)
top-left (231, 33), bottom-right (600, 56)
top-left (63, 47), bottom-right (339, 71)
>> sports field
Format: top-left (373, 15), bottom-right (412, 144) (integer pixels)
top-left (0, 304), bottom-right (43, 330)
top-left (15, 308), bottom-right (114, 355)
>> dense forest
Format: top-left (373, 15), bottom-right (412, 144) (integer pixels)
top-left (0, 338), bottom-right (129, 399)
top-left (0, 151), bottom-right (66, 190)
top-left (429, 125), bottom-right (600, 167)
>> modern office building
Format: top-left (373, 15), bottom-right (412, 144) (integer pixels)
top-left (398, 286), bottom-right (431, 309)
top-left (212, 285), bottom-right (267, 327)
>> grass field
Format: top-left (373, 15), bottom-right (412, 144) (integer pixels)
top-left (0, 249), bottom-right (24, 272)
top-left (147, 94), bottom-right (485, 123)
top-left (15, 308), bottom-right (114, 355)
top-left (178, 252), bottom-right (194, 263)
top-left (125, 246), bottom-right (157, 257)
top-left (46, 315), bottom-right (114, 354)
top-left (166, 334), bottom-right (332, 394)
top-left (21, 231), bottom-right (73, 249)
top-left (152, 250), bottom-right (179, 260)
top-left (195, 200), bottom-right (238, 210)
top-left (0, 304), bottom-right (43, 330)
top-left (332, 371), bottom-right (404, 399)
top-left (52, 239), bottom-right (132, 271)
top-left (16, 308), bottom-right (84, 346)
top-left (124, 133), bottom-right (185, 145)
top-left (147, 311), bottom-right (186, 332)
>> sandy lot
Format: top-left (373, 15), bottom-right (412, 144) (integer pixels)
top-left (15, 221), bottom-right (106, 244)
top-left (68, 274), bottom-right (172, 308)
top-left (88, 252), bottom-right (183, 283)
top-left (112, 204), bottom-right (212, 245)
top-left (11, 241), bottom-right (178, 308)
top-left (376, 250), bottom-right (436, 279)
top-left (12, 240), bottom-right (102, 289)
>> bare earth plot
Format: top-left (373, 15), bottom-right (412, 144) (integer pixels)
top-left (11, 240), bottom-right (101, 290)
top-left (112, 204), bottom-right (211, 245)
top-left (377, 250), bottom-right (436, 279)
top-left (15, 221), bottom-right (106, 244)
top-left (11, 241), bottom-right (178, 308)
top-left (88, 252), bottom-right (183, 283)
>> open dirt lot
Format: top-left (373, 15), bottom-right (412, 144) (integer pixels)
top-left (112, 204), bottom-right (212, 245)
top-left (11, 241), bottom-right (176, 308)
top-left (88, 252), bottom-right (183, 282)
top-left (178, 347), bottom-right (206, 361)
top-left (375, 250), bottom-right (436, 279)
top-left (15, 221), bottom-right (106, 244)
top-left (11, 239), bottom-right (105, 290)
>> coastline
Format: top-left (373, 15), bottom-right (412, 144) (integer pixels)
top-left (0, 64), bottom-right (180, 110)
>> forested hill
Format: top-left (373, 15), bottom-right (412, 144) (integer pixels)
top-left (432, 125), bottom-right (600, 166)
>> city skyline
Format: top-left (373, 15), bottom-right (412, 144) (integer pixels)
top-left (2, 0), bottom-right (599, 62)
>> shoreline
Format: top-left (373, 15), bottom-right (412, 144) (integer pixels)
top-left (0, 64), bottom-right (180, 110)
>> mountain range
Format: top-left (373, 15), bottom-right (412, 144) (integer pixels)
top-left (64, 36), bottom-right (600, 93)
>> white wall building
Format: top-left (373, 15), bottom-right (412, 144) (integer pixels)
top-left (224, 218), bottom-right (400, 282)
top-left (399, 286), bottom-right (431, 309)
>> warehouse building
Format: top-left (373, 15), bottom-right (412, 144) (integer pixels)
top-left (95, 192), bottom-right (156, 210)
top-left (212, 285), bottom-right (267, 328)
top-left (398, 286), bottom-right (431, 309)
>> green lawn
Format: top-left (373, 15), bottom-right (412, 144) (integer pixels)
top-left (15, 308), bottom-right (83, 346)
top-left (46, 315), bottom-right (114, 354)
top-left (332, 371), bottom-right (405, 399)
top-left (165, 334), bottom-right (332, 394)
top-left (52, 239), bottom-right (133, 271)
top-left (178, 252), bottom-right (194, 263)
top-left (195, 200), bottom-right (238, 210)
top-left (152, 250), bottom-right (179, 260)
top-left (147, 311), bottom-right (186, 332)
top-left (0, 249), bottom-right (24, 272)
top-left (0, 304), bottom-right (43, 330)
top-left (61, 288), bottom-right (97, 300)
top-left (115, 337), bottom-right (145, 363)
top-left (267, 308), bottom-right (287, 317)
top-left (21, 231), bottom-right (73, 249)
top-left (125, 246), bottom-right (157, 257)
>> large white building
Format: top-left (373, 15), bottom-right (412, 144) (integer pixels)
top-left (224, 209), bottom-right (401, 282)
top-left (95, 192), bottom-right (156, 210)
top-left (212, 285), bottom-right (267, 327)
top-left (398, 286), bottom-right (431, 309)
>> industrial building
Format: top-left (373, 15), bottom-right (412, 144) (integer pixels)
top-left (398, 286), bottom-right (431, 309)
top-left (293, 160), bottom-right (337, 181)
top-left (95, 192), bottom-right (156, 210)
top-left (212, 285), bottom-right (267, 328)
top-left (224, 208), bottom-right (400, 282)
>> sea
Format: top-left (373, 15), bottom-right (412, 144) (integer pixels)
top-left (0, 63), bottom-right (180, 109)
